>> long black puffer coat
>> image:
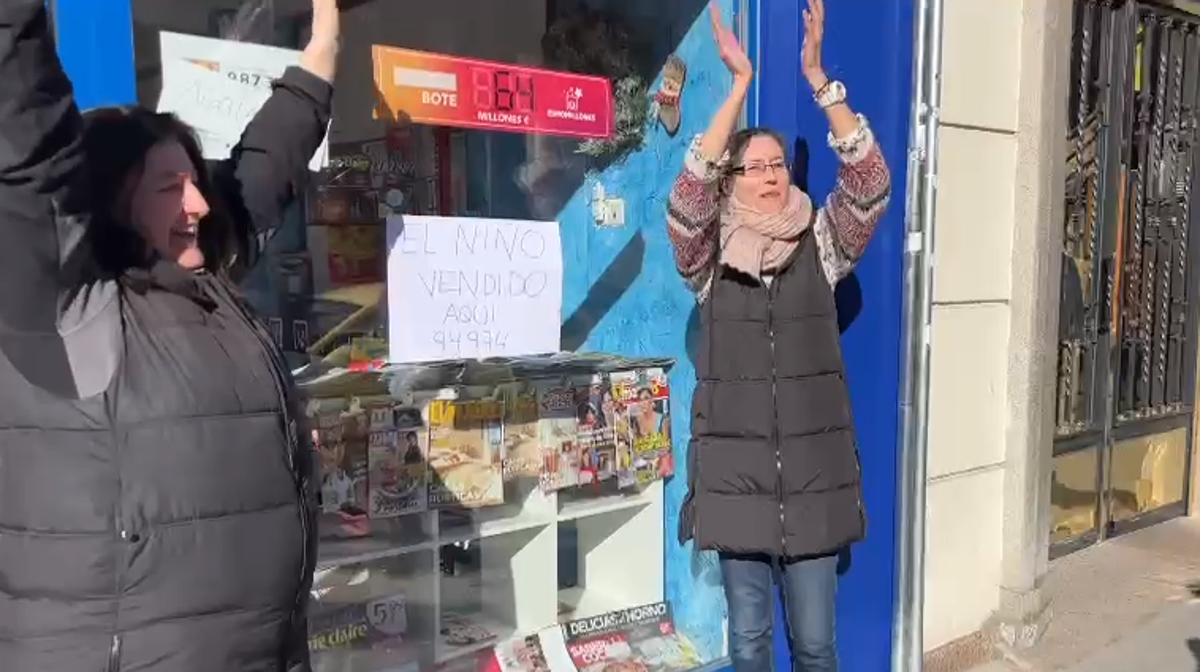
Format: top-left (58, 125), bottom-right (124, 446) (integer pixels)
top-left (681, 232), bottom-right (866, 558)
top-left (0, 3), bottom-right (330, 671)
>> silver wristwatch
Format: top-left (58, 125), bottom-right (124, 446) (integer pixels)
top-left (814, 80), bottom-right (847, 109)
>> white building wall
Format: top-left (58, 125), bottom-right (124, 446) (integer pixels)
top-left (923, 0), bottom-right (1071, 654)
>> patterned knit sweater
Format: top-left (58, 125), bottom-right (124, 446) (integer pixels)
top-left (666, 115), bottom-right (892, 301)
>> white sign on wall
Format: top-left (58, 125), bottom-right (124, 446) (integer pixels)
top-left (386, 215), bottom-right (563, 363)
top-left (157, 31), bottom-right (328, 170)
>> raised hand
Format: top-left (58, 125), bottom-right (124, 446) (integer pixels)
top-left (801, 0), bottom-right (827, 90)
top-left (311, 0), bottom-right (340, 46)
top-left (710, 2), bottom-right (752, 82)
top-left (300, 0), bottom-right (340, 83)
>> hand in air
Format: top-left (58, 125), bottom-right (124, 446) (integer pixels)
top-left (709, 2), bottom-right (752, 81)
top-left (311, 0), bottom-right (340, 47)
top-left (801, 0), bottom-right (827, 89)
top-left (301, 0), bottom-right (341, 83)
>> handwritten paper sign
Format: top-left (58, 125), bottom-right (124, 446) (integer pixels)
top-left (386, 215), bottom-right (562, 363)
top-left (157, 31), bottom-right (328, 170)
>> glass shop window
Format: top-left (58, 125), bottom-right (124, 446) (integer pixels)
top-left (130, 0), bottom-right (735, 669)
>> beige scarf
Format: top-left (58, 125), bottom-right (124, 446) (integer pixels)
top-left (718, 185), bottom-right (814, 278)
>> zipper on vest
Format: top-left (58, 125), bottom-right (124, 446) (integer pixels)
top-left (106, 633), bottom-right (123, 672)
top-left (766, 281), bottom-right (786, 557)
top-left (853, 443), bottom-right (866, 532)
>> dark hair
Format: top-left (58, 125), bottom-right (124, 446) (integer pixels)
top-left (80, 107), bottom-right (241, 275)
top-left (725, 126), bottom-right (788, 170)
top-left (718, 127), bottom-right (789, 198)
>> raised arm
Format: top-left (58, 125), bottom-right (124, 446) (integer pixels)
top-left (213, 0), bottom-right (338, 265)
top-left (667, 4), bottom-right (752, 302)
top-left (811, 118), bottom-right (891, 284)
top-left (801, 0), bottom-right (892, 284)
top-left (0, 1), bottom-right (91, 333)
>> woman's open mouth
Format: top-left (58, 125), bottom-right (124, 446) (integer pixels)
top-left (170, 227), bottom-right (198, 244)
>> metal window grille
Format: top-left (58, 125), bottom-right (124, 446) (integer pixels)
top-left (1056, 0), bottom-right (1200, 438)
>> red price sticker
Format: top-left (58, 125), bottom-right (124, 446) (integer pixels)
top-left (372, 45), bottom-right (614, 140)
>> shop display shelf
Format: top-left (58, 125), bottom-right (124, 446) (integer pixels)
top-left (434, 611), bottom-right (515, 664)
top-left (555, 586), bottom-right (625, 624)
top-left (434, 525), bottom-right (555, 664)
top-left (315, 482), bottom-right (659, 572)
top-left (556, 480), bottom-right (661, 522)
top-left (437, 513), bottom-right (555, 548)
top-left (317, 512), bottom-right (437, 570)
top-left (296, 353), bottom-right (676, 668)
top-left (318, 534), bottom-right (436, 570)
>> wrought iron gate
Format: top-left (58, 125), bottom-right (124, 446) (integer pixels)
top-left (1053, 0), bottom-right (1200, 556)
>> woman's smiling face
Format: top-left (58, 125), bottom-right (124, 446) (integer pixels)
top-left (125, 140), bottom-right (211, 269)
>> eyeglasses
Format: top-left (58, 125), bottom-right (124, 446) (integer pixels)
top-left (729, 160), bottom-right (790, 178)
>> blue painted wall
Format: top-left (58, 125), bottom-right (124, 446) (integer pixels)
top-left (557, 0), bottom-right (741, 659)
top-left (53, 0), bottom-right (136, 109)
top-left (756, 0), bottom-right (913, 670)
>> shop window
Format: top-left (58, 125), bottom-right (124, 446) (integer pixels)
top-left (1050, 447), bottom-right (1100, 545)
top-left (130, 0), bottom-right (734, 669)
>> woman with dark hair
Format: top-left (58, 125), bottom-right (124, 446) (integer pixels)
top-left (672, 2), bottom-right (891, 670)
top-left (0, 1), bottom-right (339, 670)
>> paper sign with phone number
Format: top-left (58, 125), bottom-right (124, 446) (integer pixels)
top-left (372, 45), bottom-right (614, 140)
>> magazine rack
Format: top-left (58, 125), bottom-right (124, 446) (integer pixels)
top-left (298, 353), bottom-right (673, 669)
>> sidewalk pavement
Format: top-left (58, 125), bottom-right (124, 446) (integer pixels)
top-left (1057, 601), bottom-right (1200, 672)
top-left (968, 601), bottom-right (1200, 672)
top-left (966, 517), bottom-right (1200, 672)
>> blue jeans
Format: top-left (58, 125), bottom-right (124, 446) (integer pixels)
top-left (720, 552), bottom-right (838, 672)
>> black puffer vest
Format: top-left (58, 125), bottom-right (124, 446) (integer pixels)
top-left (0, 264), bottom-right (315, 672)
top-left (681, 230), bottom-right (865, 557)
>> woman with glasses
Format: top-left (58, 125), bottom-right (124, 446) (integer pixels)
top-left (670, 1), bottom-right (891, 670)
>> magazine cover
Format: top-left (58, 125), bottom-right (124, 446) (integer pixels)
top-left (562, 602), bottom-right (699, 672)
top-left (368, 404), bottom-right (429, 517)
top-left (532, 626), bottom-right (580, 672)
top-left (503, 389), bottom-right (542, 481)
top-left (627, 368), bottom-right (674, 486)
top-left (574, 374), bottom-right (617, 485)
top-left (607, 370), bottom-right (640, 489)
top-left (427, 399), bottom-right (506, 508)
top-left (536, 384), bottom-right (581, 492)
top-left (311, 410), bottom-right (342, 512)
top-left (492, 634), bottom-right (551, 672)
top-left (309, 593), bottom-right (421, 672)
top-left (316, 408), bottom-right (369, 515)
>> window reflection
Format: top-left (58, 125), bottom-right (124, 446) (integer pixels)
top-left (1108, 428), bottom-right (1187, 523)
top-left (1050, 447), bottom-right (1100, 544)
top-left (130, 0), bottom-right (733, 668)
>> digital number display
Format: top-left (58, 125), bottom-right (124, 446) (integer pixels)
top-left (470, 68), bottom-right (535, 114)
top-left (373, 45), bottom-right (613, 140)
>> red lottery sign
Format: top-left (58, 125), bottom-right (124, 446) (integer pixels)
top-left (373, 45), bottom-right (614, 140)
